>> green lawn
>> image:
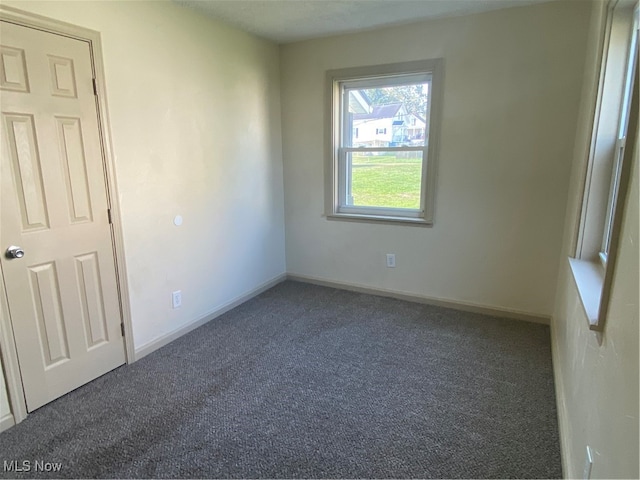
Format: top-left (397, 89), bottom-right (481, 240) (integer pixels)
top-left (351, 154), bottom-right (422, 209)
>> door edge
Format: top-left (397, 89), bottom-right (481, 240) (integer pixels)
top-left (0, 263), bottom-right (28, 425)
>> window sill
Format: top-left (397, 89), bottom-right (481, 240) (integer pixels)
top-left (567, 257), bottom-right (604, 330)
top-left (326, 213), bottom-right (433, 227)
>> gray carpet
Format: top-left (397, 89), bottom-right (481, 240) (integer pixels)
top-left (0, 281), bottom-right (561, 479)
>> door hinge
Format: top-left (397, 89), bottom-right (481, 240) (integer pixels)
top-left (121, 323), bottom-right (125, 336)
top-left (92, 78), bottom-right (98, 96)
top-left (107, 208), bottom-right (112, 224)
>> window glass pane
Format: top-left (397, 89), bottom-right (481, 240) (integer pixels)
top-left (345, 83), bottom-right (429, 148)
top-left (347, 151), bottom-right (423, 209)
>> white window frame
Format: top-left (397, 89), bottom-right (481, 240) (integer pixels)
top-left (325, 59), bottom-right (444, 226)
top-left (570, 0), bottom-right (638, 331)
top-left (600, 7), bottom-right (638, 264)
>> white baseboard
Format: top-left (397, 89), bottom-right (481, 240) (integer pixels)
top-left (550, 321), bottom-right (571, 479)
top-left (0, 413), bottom-right (15, 433)
top-left (134, 271), bottom-right (549, 361)
top-left (134, 273), bottom-right (287, 360)
top-left (287, 273), bottom-right (550, 325)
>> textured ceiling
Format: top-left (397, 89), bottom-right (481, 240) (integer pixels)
top-left (175, 0), bottom-right (554, 44)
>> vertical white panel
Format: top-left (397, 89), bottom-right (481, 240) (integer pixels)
top-left (75, 253), bottom-right (108, 347)
top-left (29, 263), bottom-right (70, 367)
top-left (3, 114), bottom-right (49, 231)
top-left (57, 117), bottom-right (92, 223)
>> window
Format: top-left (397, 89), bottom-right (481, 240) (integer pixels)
top-left (600, 6), bottom-right (638, 263)
top-left (325, 59), bottom-right (443, 225)
top-left (570, 0), bottom-right (638, 330)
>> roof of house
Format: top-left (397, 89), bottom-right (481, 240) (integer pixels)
top-left (353, 103), bottom-right (403, 121)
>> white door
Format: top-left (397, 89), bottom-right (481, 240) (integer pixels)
top-left (0, 21), bottom-right (125, 411)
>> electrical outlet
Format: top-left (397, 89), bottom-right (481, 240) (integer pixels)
top-left (583, 446), bottom-right (593, 480)
top-left (386, 253), bottom-right (396, 268)
top-left (172, 290), bottom-right (182, 309)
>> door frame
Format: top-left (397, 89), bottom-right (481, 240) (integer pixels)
top-left (0, 5), bottom-right (134, 426)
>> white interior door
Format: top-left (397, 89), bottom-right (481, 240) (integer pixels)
top-left (0, 21), bottom-right (125, 412)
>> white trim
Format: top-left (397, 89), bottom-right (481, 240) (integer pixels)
top-left (287, 273), bottom-right (550, 325)
top-left (342, 146), bottom-right (426, 153)
top-left (342, 72), bottom-right (432, 90)
top-left (0, 263), bottom-right (28, 425)
top-left (135, 274), bottom-right (287, 360)
top-left (0, 412), bottom-right (15, 433)
top-left (326, 212), bottom-right (431, 226)
top-left (337, 205), bottom-right (423, 219)
top-left (92, 32), bottom-right (136, 365)
top-left (550, 321), bottom-right (571, 479)
top-left (567, 258), bottom-right (604, 328)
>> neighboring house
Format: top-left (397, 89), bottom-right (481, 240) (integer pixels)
top-left (352, 103), bottom-right (426, 147)
top-left (405, 113), bottom-right (426, 143)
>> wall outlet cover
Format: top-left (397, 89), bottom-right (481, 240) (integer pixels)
top-left (386, 253), bottom-right (396, 268)
top-left (172, 290), bottom-right (182, 309)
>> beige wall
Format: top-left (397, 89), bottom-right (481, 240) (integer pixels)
top-left (554, 148), bottom-right (639, 479)
top-left (552, 1), bottom-right (640, 478)
top-left (3, 1), bottom-right (286, 351)
top-left (280, 1), bottom-right (592, 317)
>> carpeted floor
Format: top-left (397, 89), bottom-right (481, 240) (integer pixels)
top-left (0, 281), bottom-right (562, 479)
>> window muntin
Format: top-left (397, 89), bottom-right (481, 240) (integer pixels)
top-left (327, 60), bottom-right (442, 224)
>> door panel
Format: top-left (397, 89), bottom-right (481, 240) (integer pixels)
top-left (57, 117), bottom-right (93, 223)
top-left (0, 21), bottom-right (125, 411)
top-left (4, 113), bottom-right (49, 230)
top-left (0, 44), bottom-right (29, 92)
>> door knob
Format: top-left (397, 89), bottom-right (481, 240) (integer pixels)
top-left (5, 246), bottom-right (25, 259)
